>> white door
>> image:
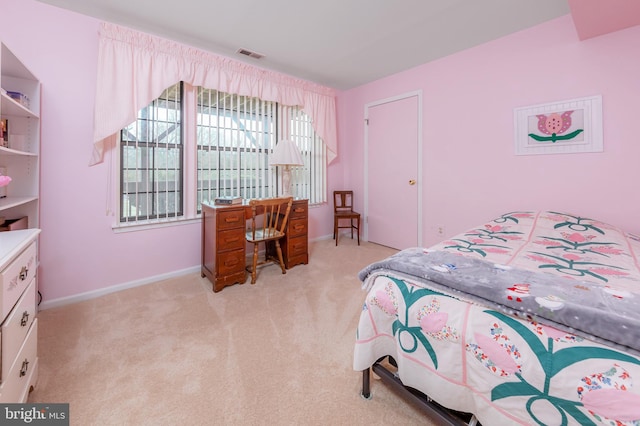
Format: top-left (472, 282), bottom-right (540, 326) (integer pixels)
top-left (365, 92), bottom-right (421, 250)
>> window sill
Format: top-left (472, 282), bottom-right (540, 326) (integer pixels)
top-left (112, 217), bottom-right (201, 233)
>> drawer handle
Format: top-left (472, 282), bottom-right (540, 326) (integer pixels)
top-left (19, 359), bottom-right (29, 377)
top-left (294, 208), bottom-right (304, 213)
top-left (225, 237), bottom-right (240, 243)
top-left (20, 311), bottom-right (29, 327)
top-left (19, 266), bottom-right (28, 281)
top-left (293, 225), bottom-right (304, 231)
top-left (225, 217), bottom-right (240, 223)
top-left (224, 259), bottom-right (239, 267)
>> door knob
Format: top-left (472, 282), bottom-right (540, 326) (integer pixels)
top-left (409, 179), bottom-right (416, 185)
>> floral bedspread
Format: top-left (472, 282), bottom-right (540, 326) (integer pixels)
top-left (354, 211), bottom-right (640, 425)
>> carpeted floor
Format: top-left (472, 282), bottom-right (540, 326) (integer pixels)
top-left (30, 238), bottom-right (439, 425)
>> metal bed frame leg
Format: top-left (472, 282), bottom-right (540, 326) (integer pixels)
top-left (361, 367), bottom-right (372, 399)
top-left (360, 359), bottom-right (472, 426)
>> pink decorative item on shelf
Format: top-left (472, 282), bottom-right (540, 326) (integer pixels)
top-left (0, 175), bottom-right (11, 187)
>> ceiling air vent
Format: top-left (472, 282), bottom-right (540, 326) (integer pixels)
top-left (236, 48), bottom-right (264, 60)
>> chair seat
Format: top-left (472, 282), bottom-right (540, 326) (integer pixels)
top-left (245, 228), bottom-right (284, 243)
top-left (335, 211), bottom-right (360, 219)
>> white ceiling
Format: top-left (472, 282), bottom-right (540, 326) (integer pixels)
top-left (35, 0), bottom-right (571, 90)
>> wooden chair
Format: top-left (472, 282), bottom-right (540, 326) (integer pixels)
top-left (333, 190), bottom-right (360, 246)
top-left (245, 197), bottom-right (293, 284)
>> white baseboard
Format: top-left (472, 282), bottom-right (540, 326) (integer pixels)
top-left (39, 266), bottom-right (200, 310)
top-left (39, 235), bottom-right (337, 310)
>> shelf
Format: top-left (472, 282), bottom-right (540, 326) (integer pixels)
top-left (0, 92), bottom-right (38, 119)
top-left (0, 146), bottom-right (36, 157)
top-left (0, 196), bottom-right (37, 211)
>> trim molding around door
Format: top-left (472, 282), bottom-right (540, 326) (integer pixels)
top-left (363, 90), bottom-right (423, 247)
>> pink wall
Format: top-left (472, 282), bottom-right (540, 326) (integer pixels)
top-left (3, 0), bottom-right (638, 304)
top-left (339, 15), bottom-right (640, 247)
top-left (0, 0), bottom-right (343, 304)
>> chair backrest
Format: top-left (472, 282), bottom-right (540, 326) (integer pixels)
top-left (248, 197), bottom-right (293, 240)
top-left (333, 191), bottom-right (355, 213)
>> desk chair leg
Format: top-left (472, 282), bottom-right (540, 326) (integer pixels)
top-left (357, 217), bottom-right (360, 245)
top-left (334, 218), bottom-right (339, 246)
top-left (250, 243), bottom-right (259, 284)
top-left (275, 241), bottom-right (286, 274)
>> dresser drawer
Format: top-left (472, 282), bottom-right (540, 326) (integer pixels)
top-left (217, 228), bottom-right (245, 251)
top-left (0, 242), bottom-right (36, 320)
top-left (288, 218), bottom-right (307, 238)
top-left (0, 318), bottom-right (37, 403)
top-left (216, 209), bottom-right (245, 230)
top-left (1, 279), bottom-right (36, 379)
top-left (217, 249), bottom-right (245, 276)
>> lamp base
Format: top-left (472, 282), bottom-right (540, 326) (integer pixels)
top-left (281, 165), bottom-right (293, 197)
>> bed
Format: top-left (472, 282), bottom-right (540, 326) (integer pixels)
top-left (354, 211), bottom-right (640, 426)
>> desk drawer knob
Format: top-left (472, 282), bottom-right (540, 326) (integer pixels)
top-left (20, 311), bottom-right (29, 327)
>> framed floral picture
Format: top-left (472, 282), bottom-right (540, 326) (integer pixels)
top-left (514, 95), bottom-right (603, 155)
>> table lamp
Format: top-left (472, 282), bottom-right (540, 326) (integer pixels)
top-left (269, 139), bottom-right (303, 197)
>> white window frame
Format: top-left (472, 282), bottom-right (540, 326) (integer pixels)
top-left (114, 83), bottom-right (326, 231)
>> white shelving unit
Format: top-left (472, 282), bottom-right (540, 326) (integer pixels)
top-left (0, 42), bottom-right (40, 403)
top-left (0, 42), bottom-right (40, 229)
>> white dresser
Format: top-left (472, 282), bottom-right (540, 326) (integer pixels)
top-left (0, 228), bottom-right (40, 402)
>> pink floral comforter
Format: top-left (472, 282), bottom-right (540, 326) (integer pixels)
top-left (354, 211), bottom-right (640, 425)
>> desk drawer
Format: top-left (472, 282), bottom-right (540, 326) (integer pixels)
top-left (0, 242), bottom-right (36, 320)
top-left (1, 279), bottom-right (36, 379)
top-left (287, 235), bottom-right (308, 258)
top-left (216, 209), bottom-right (245, 230)
top-left (288, 218), bottom-right (307, 238)
top-left (217, 229), bottom-right (245, 251)
top-left (290, 201), bottom-right (308, 219)
top-left (217, 249), bottom-right (245, 275)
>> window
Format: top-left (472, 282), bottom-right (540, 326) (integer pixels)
top-left (119, 83), bottom-right (326, 227)
top-left (196, 88), bottom-right (274, 205)
top-left (120, 83), bottom-right (183, 223)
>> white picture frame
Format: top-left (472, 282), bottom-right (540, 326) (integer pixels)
top-left (514, 95), bottom-right (603, 155)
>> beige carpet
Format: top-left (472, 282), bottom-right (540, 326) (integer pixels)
top-left (30, 239), bottom-right (438, 425)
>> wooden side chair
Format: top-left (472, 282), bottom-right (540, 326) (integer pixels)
top-left (333, 190), bottom-right (360, 246)
top-left (245, 197), bottom-right (293, 284)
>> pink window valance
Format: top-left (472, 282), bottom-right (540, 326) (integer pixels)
top-left (91, 22), bottom-right (338, 165)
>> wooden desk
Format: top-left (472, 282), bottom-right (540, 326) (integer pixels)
top-left (201, 199), bottom-right (309, 292)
